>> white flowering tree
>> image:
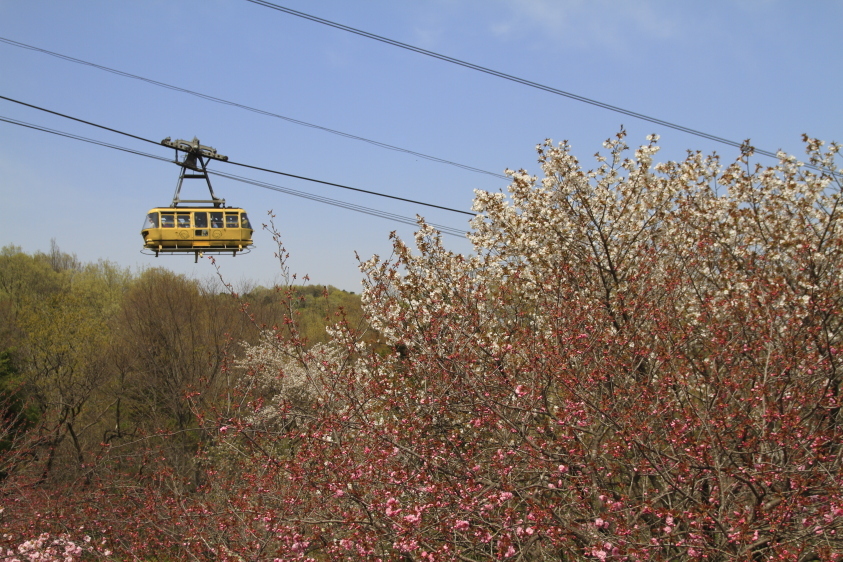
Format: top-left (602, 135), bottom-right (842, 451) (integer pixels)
top-left (329, 132), bottom-right (843, 560)
top-left (199, 131), bottom-right (843, 561)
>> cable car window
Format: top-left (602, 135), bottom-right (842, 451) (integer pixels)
top-left (177, 214), bottom-right (191, 228)
top-left (143, 212), bottom-right (159, 229)
top-left (210, 212), bottom-right (223, 228)
top-left (225, 213), bottom-right (239, 228)
top-left (161, 213), bottom-right (175, 228)
top-left (194, 212), bottom-right (208, 228)
top-left (241, 213), bottom-right (252, 229)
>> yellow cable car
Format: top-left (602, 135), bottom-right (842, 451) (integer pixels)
top-left (142, 137), bottom-right (254, 261)
top-left (141, 207), bottom-right (253, 253)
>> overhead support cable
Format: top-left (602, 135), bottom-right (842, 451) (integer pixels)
top-left (0, 95), bottom-right (476, 216)
top-left (0, 94), bottom-right (160, 147)
top-left (0, 115), bottom-right (169, 161)
top-left (0, 36), bottom-right (506, 180)
top-left (208, 169), bottom-right (468, 237)
top-left (0, 115), bottom-right (470, 237)
top-left (225, 160), bottom-right (475, 216)
top-left (243, 0), bottom-right (787, 161)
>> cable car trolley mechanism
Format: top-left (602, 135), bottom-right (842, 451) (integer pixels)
top-left (141, 137), bottom-right (254, 262)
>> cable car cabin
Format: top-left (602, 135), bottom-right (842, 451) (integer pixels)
top-left (141, 208), bottom-right (253, 258)
top-left (144, 138), bottom-right (253, 260)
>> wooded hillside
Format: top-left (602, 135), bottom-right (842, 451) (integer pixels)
top-left (0, 245), bottom-right (362, 491)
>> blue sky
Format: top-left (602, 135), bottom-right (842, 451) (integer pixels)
top-left (1, 0), bottom-right (841, 292)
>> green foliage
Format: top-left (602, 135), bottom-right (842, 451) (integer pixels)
top-left (244, 284), bottom-right (366, 346)
top-left (0, 242), bottom-right (367, 486)
top-left (0, 245), bottom-right (65, 303)
top-left (0, 349), bottom-right (38, 456)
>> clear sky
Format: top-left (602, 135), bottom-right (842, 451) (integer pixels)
top-left (1, 0), bottom-right (841, 292)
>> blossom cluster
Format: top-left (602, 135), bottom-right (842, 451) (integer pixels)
top-left (1, 533), bottom-right (110, 562)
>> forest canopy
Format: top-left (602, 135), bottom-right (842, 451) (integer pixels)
top-left (0, 245), bottom-right (362, 493)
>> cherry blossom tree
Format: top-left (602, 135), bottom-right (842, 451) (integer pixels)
top-left (203, 132), bottom-right (842, 561)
